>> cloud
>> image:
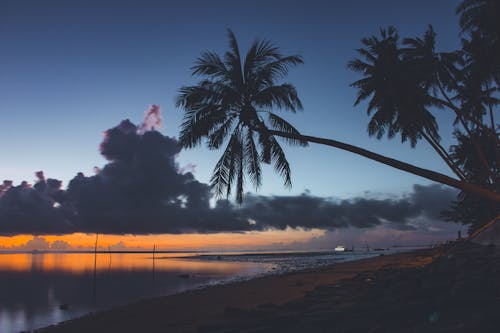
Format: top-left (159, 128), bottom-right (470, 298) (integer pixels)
top-left (290, 219), bottom-right (465, 250)
top-left (23, 236), bottom-right (50, 251)
top-left (64, 116), bottom-right (213, 234)
top-left (50, 239), bottom-right (71, 250)
top-left (410, 183), bottom-right (458, 219)
top-left (138, 104), bottom-right (162, 134)
top-left (0, 179), bottom-right (73, 235)
top-left (0, 108), bottom-right (460, 236)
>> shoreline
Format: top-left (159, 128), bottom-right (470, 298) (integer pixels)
top-left (36, 247), bottom-right (438, 333)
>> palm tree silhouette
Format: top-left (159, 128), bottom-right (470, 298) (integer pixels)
top-left (401, 26), bottom-right (470, 181)
top-left (348, 26), bottom-right (480, 181)
top-left (445, 128), bottom-right (499, 233)
top-left (348, 26), bottom-right (467, 181)
top-left (177, 30), bottom-right (307, 203)
top-left (456, 0), bottom-right (500, 129)
top-left (178, 30), bottom-right (500, 204)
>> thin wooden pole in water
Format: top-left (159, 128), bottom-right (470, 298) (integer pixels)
top-left (93, 233), bottom-right (99, 299)
top-left (108, 245), bottom-right (112, 272)
top-left (152, 244), bottom-right (156, 281)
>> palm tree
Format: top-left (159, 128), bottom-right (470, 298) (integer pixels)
top-left (456, 0), bottom-right (500, 129)
top-left (348, 26), bottom-right (466, 181)
top-left (456, 1), bottom-right (500, 186)
top-left (401, 26), bottom-right (470, 181)
top-left (445, 128), bottom-right (500, 232)
top-left (460, 32), bottom-right (500, 131)
top-left (456, 0), bottom-right (500, 43)
top-left (177, 30), bottom-right (307, 203)
top-left (178, 30), bottom-right (500, 204)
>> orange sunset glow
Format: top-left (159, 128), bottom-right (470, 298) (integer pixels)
top-left (0, 229), bottom-right (326, 251)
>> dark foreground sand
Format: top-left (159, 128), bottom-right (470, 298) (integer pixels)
top-left (37, 243), bottom-right (500, 333)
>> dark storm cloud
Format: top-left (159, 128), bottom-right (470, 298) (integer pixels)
top-left (0, 179), bottom-right (73, 235)
top-left (63, 116), bottom-right (214, 234)
top-left (411, 184), bottom-right (458, 219)
top-left (238, 194), bottom-right (416, 230)
top-left (0, 115), bottom-right (459, 235)
top-left (231, 184), bottom-right (458, 233)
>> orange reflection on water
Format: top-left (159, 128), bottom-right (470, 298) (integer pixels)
top-left (0, 252), bottom-right (254, 275)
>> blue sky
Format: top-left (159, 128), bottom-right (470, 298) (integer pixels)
top-left (1, 0), bottom-right (462, 199)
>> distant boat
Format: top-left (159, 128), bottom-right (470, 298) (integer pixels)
top-left (334, 245), bottom-right (346, 252)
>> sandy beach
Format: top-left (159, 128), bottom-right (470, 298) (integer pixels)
top-left (36, 247), bottom-right (446, 333)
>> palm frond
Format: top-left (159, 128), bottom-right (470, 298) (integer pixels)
top-left (225, 29), bottom-right (244, 89)
top-left (236, 148), bottom-right (244, 204)
top-left (268, 112), bottom-right (308, 146)
top-left (179, 105), bottom-right (226, 148)
top-left (210, 127), bottom-right (242, 198)
top-left (244, 39), bottom-right (283, 79)
top-left (348, 58), bottom-right (371, 73)
top-left (252, 55), bottom-right (304, 88)
top-left (258, 130), bottom-right (272, 164)
top-left (254, 84), bottom-right (303, 112)
top-left (191, 51), bottom-right (229, 80)
top-left (244, 128), bottom-right (261, 190)
top-left (208, 117), bottom-right (236, 149)
top-left (243, 39), bottom-right (281, 80)
top-left (268, 136), bottom-right (292, 188)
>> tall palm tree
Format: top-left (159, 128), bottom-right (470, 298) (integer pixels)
top-left (177, 30), bottom-right (307, 203)
top-left (457, 0), bottom-right (500, 128)
top-left (178, 30), bottom-right (500, 204)
top-left (401, 26), bottom-right (468, 180)
top-left (403, 24), bottom-right (499, 183)
top-left (347, 27), bottom-right (467, 180)
top-left (460, 32), bottom-right (500, 131)
top-left (400, 25), bottom-right (499, 183)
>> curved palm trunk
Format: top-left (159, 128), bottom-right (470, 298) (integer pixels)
top-left (261, 128), bottom-right (500, 203)
top-left (437, 81), bottom-right (499, 143)
top-left (437, 86), bottom-right (499, 182)
top-left (420, 131), bottom-right (467, 181)
top-left (454, 110), bottom-right (497, 183)
top-left (489, 104), bottom-right (496, 132)
top-left (466, 214), bottom-right (500, 242)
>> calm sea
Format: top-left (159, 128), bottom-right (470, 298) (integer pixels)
top-left (0, 252), bottom-right (275, 333)
top-left (0, 249), bottom-right (389, 333)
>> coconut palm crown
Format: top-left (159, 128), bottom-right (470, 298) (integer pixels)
top-left (348, 26), bottom-right (443, 148)
top-left (177, 30), bottom-right (306, 203)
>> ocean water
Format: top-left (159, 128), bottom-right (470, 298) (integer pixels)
top-left (0, 250), bottom-right (389, 333)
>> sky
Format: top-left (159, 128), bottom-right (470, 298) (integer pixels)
top-left (0, 0), bottom-right (466, 250)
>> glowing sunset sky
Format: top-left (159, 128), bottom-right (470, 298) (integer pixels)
top-left (0, 0), bottom-right (466, 250)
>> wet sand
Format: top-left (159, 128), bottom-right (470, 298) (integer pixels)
top-left (37, 248), bottom-right (438, 333)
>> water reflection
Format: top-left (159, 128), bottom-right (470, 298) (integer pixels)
top-left (0, 252), bottom-right (271, 333)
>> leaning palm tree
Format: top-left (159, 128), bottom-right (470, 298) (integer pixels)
top-left (177, 30), bottom-right (307, 203)
top-left (178, 30), bottom-right (500, 204)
